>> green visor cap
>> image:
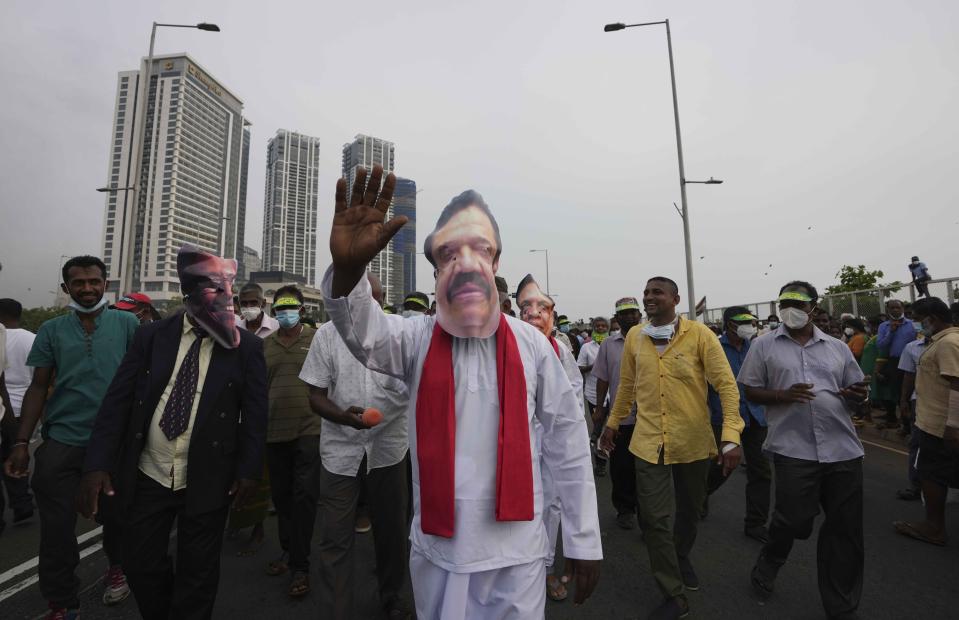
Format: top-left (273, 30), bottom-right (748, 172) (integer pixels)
top-left (272, 296), bottom-right (302, 309)
top-left (403, 295), bottom-right (429, 309)
top-left (778, 291), bottom-right (813, 303)
top-left (730, 313), bottom-right (758, 321)
top-left (615, 297), bottom-right (641, 312)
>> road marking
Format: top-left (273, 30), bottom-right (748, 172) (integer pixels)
top-left (0, 527), bottom-right (103, 587)
top-left (861, 438), bottom-right (909, 456)
top-left (0, 542), bottom-right (102, 603)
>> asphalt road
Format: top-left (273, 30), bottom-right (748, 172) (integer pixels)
top-left (2, 431), bottom-right (958, 619)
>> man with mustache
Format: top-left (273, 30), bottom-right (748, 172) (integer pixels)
top-left (322, 165), bottom-right (601, 619)
top-left (78, 245), bottom-right (268, 620)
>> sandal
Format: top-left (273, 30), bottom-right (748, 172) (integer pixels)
top-left (288, 571), bottom-right (310, 598)
top-left (265, 552), bottom-right (289, 576)
top-left (546, 574), bottom-right (568, 602)
top-left (893, 520), bottom-right (947, 546)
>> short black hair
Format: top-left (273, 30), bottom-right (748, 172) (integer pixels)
top-left (723, 306), bottom-right (752, 325)
top-left (240, 282), bottom-right (264, 297)
top-left (912, 297), bottom-right (952, 324)
top-left (767, 314), bottom-right (779, 321)
top-left (424, 190), bottom-right (502, 268)
top-left (273, 284), bottom-right (304, 305)
top-left (779, 280), bottom-right (819, 304)
top-left (952, 302), bottom-right (959, 324)
top-left (647, 277), bottom-right (679, 295)
top-left (845, 318), bottom-right (866, 332)
top-left (0, 298), bottom-right (23, 320)
top-left (62, 255), bottom-right (107, 284)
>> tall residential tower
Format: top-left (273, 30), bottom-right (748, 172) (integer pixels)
top-left (261, 130), bottom-right (320, 285)
top-left (100, 53), bottom-right (250, 300)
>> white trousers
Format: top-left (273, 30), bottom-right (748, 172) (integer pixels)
top-left (410, 550), bottom-right (547, 620)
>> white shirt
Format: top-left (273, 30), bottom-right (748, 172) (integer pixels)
top-left (4, 328), bottom-right (36, 416)
top-left (321, 267), bottom-right (602, 574)
top-left (577, 340), bottom-right (600, 405)
top-left (299, 322), bottom-right (410, 476)
top-left (239, 314), bottom-right (280, 338)
top-left (139, 317), bottom-right (214, 490)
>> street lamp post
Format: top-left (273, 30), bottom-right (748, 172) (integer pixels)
top-left (119, 21), bottom-right (220, 294)
top-left (604, 20), bottom-right (721, 321)
top-left (529, 249), bottom-right (550, 296)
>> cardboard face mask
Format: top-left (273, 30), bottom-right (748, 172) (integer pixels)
top-left (516, 274), bottom-right (555, 338)
top-left (177, 245), bottom-right (240, 349)
top-left (426, 192), bottom-right (502, 338)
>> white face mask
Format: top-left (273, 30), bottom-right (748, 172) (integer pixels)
top-left (642, 322), bottom-right (675, 340)
top-left (240, 306), bottom-right (263, 322)
top-left (780, 307), bottom-right (810, 330)
top-left (401, 309), bottom-right (423, 318)
top-left (736, 324), bottom-right (758, 340)
top-left (844, 327), bottom-right (855, 336)
top-left (69, 297), bottom-right (109, 314)
top-left (767, 321), bottom-right (780, 330)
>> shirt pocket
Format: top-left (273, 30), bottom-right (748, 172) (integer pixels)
top-left (665, 352), bottom-right (698, 382)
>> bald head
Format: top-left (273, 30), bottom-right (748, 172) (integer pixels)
top-left (367, 272), bottom-right (384, 305)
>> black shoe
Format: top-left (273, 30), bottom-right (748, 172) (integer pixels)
top-left (594, 462), bottom-right (607, 477)
top-left (744, 525), bottom-right (770, 544)
top-left (616, 512), bottom-right (636, 530)
top-left (648, 596), bottom-right (690, 620)
top-left (13, 508), bottom-right (34, 523)
top-left (678, 557), bottom-right (699, 591)
top-left (896, 487), bottom-right (921, 501)
top-left (750, 553), bottom-right (783, 600)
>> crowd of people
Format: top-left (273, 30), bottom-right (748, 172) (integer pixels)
top-left (1, 166), bottom-right (956, 620)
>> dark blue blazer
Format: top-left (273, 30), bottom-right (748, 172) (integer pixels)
top-left (84, 311), bottom-right (268, 515)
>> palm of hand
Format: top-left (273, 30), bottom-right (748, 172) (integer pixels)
top-left (331, 205), bottom-right (390, 269)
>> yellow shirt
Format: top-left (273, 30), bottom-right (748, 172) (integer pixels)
top-left (139, 316), bottom-right (214, 490)
top-left (607, 317), bottom-right (743, 464)
top-left (915, 326), bottom-right (959, 438)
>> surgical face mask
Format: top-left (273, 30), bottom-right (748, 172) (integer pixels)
top-left (921, 319), bottom-right (936, 338)
top-left (402, 309), bottom-right (423, 318)
top-left (889, 310), bottom-right (904, 320)
top-left (780, 307), bottom-right (811, 330)
top-left (912, 321), bottom-right (923, 332)
top-left (68, 297), bottom-right (109, 314)
top-left (844, 327), bottom-right (855, 337)
top-left (240, 306), bottom-right (262, 322)
top-left (275, 309), bottom-right (301, 329)
top-left (559, 324), bottom-right (570, 333)
top-left (642, 322), bottom-right (675, 340)
top-left (767, 321), bottom-right (780, 330)
top-left (736, 324), bottom-right (758, 340)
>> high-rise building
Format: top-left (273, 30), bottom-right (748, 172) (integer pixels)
top-left (341, 134), bottom-right (404, 305)
top-left (100, 54), bottom-right (250, 300)
top-left (392, 177), bottom-right (417, 298)
top-left (261, 130), bottom-right (320, 285)
top-left (242, 245), bottom-right (262, 280)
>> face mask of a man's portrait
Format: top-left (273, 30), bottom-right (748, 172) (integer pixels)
top-left (177, 245), bottom-right (240, 349)
top-left (516, 274), bottom-right (555, 338)
top-left (424, 190), bottom-right (502, 338)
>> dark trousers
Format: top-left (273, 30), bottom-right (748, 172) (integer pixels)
top-left (635, 455), bottom-right (710, 598)
top-left (319, 456), bottom-right (410, 620)
top-left (123, 472), bottom-right (230, 620)
top-left (907, 401), bottom-right (920, 487)
top-left (588, 402), bottom-right (607, 466)
top-left (707, 420), bottom-right (771, 528)
top-left (764, 455), bottom-right (863, 618)
top-left (31, 438), bottom-right (123, 609)
top-left (266, 435), bottom-right (320, 571)
top-left (1, 420), bottom-right (34, 519)
top-left (610, 424), bottom-right (637, 515)
top-left (915, 276), bottom-right (931, 298)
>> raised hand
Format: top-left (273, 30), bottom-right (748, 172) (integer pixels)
top-left (330, 165), bottom-right (409, 296)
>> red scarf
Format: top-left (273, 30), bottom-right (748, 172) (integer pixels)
top-left (416, 314), bottom-right (534, 538)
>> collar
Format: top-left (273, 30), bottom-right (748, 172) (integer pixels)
top-left (930, 326), bottom-right (959, 343)
top-left (718, 332), bottom-right (749, 350)
top-left (774, 323), bottom-right (826, 344)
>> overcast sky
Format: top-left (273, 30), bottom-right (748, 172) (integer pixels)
top-left (1, 0), bottom-right (956, 320)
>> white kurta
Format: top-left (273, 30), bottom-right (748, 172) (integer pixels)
top-left (321, 268), bottom-right (601, 615)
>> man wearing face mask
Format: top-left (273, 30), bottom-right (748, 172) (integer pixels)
top-left (739, 281), bottom-right (868, 620)
top-left (893, 297), bottom-right (959, 547)
top-left (592, 299), bottom-right (641, 514)
top-left (704, 307), bottom-right (770, 543)
top-left (402, 291), bottom-right (430, 317)
top-left (600, 278), bottom-right (743, 619)
top-left (321, 166), bottom-right (601, 617)
top-left (238, 283), bottom-right (280, 338)
top-left (876, 300), bottom-right (917, 430)
top-left (4, 256), bottom-right (139, 617)
top-left (78, 245), bottom-right (268, 620)
top-left (578, 316), bottom-right (609, 431)
top-left (261, 286), bottom-right (322, 598)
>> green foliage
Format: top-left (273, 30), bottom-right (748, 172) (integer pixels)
top-left (825, 265), bottom-right (903, 296)
top-left (20, 306), bottom-right (70, 333)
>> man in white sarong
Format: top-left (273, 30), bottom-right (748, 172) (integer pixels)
top-left (323, 165), bottom-right (602, 619)
top-left (515, 273), bottom-right (584, 602)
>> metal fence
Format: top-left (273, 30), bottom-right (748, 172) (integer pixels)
top-left (703, 277), bottom-right (959, 325)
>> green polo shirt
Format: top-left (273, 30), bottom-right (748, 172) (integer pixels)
top-left (264, 324), bottom-right (322, 443)
top-left (27, 308), bottom-right (139, 446)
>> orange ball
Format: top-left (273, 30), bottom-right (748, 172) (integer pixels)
top-left (362, 407), bottom-right (383, 427)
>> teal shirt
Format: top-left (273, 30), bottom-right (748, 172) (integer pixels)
top-left (27, 308), bottom-right (139, 446)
